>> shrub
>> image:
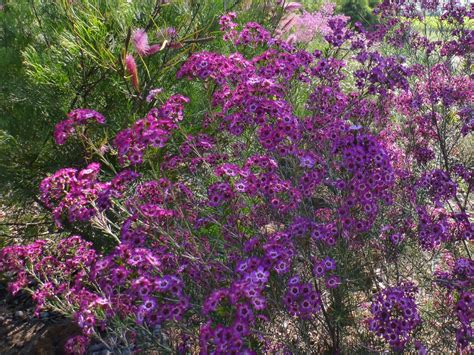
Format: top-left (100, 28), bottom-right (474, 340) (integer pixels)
top-left (1, 1), bottom-right (473, 353)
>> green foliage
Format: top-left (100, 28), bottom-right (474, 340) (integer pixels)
top-left (0, 0), bottom-right (287, 250)
top-left (337, 0), bottom-right (380, 27)
top-left (0, 0), bottom-right (280, 207)
top-left (0, 2), bottom-right (76, 202)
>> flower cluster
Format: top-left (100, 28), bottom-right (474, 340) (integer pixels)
top-left (0, 236), bottom-right (191, 343)
top-left (368, 284), bottom-right (421, 351)
top-left (54, 109), bottom-right (105, 145)
top-left (114, 95), bottom-right (188, 165)
top-left (146, 87), bottom-right (163, 103)
top-left (313, 256), bottom-right (340, 288)
top-left (435, 258), bottom-right (473, 350)
top-left (39, 163), bottom-right (138, 225)
top-left (0, 236), bottom-right (98, 316)
top-left (88, 245), bottom-right (190, 331)
top-left (219, 12), bottom-right (271, 47)
top-left (219, 11), bottom-right (238, 42)
top-left (200, 292), bottom-right (256, 353)
top-left (416, 206), bottom-right (452, 250)
top-left (417, 169), bottom-right (457, 205)
top-left (64, 335), bottom-right (90, 355)
top-left (354, 51), bottom-right (411, 94)
top-left (283, 276), bottom-right (321, 318)
top-left (235, 22), bottom-right (271, 46)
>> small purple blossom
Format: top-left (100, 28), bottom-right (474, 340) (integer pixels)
top-left (146, 87), bottom-right (163, 102)
top-left (54, 109), bottom-right (105, 145)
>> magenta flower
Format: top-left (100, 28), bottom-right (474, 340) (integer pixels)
top-left (368, 284), bottom-right (421, 351)
top-left (64, 335), bottom-right (90, 355)
top-left (53, 109), bottom-right (105, 145)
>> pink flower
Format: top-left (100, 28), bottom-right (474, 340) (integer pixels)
top-left (277, 1), bottom-right (349, 43)
top-left (147, 43), bottom-right (163, 56)
top-left (132, 28), bottom-right (149, 56)
top-left (284, 2), bottom-right (303, 12)
top-left (132, 28), bottom-right (165, 56)
top-left (125, 54), bottom-right (139, 91)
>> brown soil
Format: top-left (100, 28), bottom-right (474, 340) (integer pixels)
top-left (0, 286), bottom-right (81, 355)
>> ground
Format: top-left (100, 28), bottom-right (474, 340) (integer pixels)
top-left (0, 284), bottom-right (80, 355)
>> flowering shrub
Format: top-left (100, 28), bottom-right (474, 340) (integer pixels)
top-left (0, 236), bottom-right (98, 316)
top-left (1, 1), bottom-right (473, 353)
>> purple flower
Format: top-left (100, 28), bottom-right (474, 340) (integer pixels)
top-left (54, 109), bottom-right (105, 145)
top-left (146, 87), bottom-right (163, 102)
top-left (323, 257), bottom-right (337, 271)
top-left (368, 284), bottom-right (421, 351)
top-left (64, 335), bottom-right (90, 355)
top-left (325, 275), bottom-right (341, 289)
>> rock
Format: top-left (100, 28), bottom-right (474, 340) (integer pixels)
top-left (14, 310), bottom-right (26, 320)
top-left (14, 321), bottom-right (81, 355)
top-left (88, 343), bottom-right (103, 351)
top-left (91, 349), bottom-right (116, 355)
top-left (89, 343), bottom-right (108, 353)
